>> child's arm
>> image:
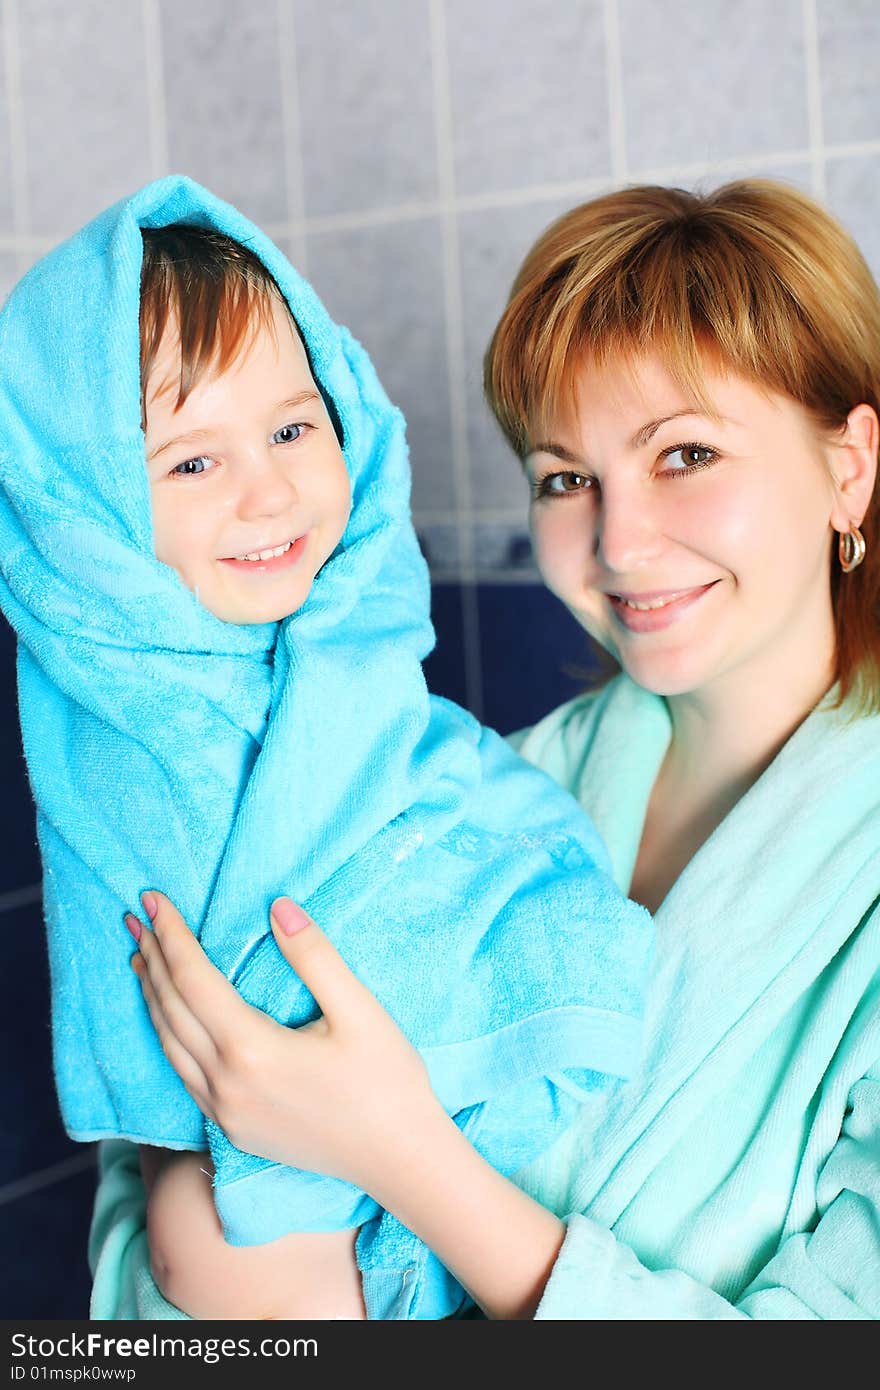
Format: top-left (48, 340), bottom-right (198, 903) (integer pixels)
top-left (138, 1146), bottom-right (365, 1320)
top-left (130, 892), bottom-right (566, 1320)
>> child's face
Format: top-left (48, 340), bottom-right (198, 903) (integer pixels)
top-left (145, 297), bottom-right (351, 624)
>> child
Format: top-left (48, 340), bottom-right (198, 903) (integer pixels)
top-left (0, 177), bottom-right (652, 1321)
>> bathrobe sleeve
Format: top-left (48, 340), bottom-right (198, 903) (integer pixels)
top-left (535, 1060), bottom-right (880, 1320)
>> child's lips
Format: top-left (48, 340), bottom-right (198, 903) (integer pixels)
top-left (220, 532), bottom-right (309, 573)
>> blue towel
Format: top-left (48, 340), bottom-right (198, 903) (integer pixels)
top-left (0, 176), bottom-right (653, 1319)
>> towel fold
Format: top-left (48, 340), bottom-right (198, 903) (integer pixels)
top-left (0, 176), bottom-right (653, 1319)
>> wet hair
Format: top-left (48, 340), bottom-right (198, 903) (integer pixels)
top-left (139, 222), bottom-right (343, 445)
top-left (139, 224), bottom-right (284, 417)
top-left (484, 179), bottom-right (880, 711)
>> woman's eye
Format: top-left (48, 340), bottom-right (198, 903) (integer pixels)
top-left (171, 455), bottom-right (215, 477)
top-left (535, 471), bottom-right (591, 497)
top-left (272, 423), bottom-right (304, 445)
top-left (663, 444), bottom-right (716, 472)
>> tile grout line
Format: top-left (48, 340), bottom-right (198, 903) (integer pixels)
top-left (277, 0), bottom-right (307, 274)
top-left (0, 880), bottom-right (41, 912)
top-left (142, 0), bottom-right (169, 179)
top-left (429, 0), bottom-right (483, 721)
top-left (3, 140), bottom-right (880, 261)
top-left (0, 1148), bottom-right (98, 1207)
top-left (2, 0), bottom-right (29, 272)
top-left (603, 0), bottom-right (627, 183)
top-left (802, 0), bottom-right (826, 201)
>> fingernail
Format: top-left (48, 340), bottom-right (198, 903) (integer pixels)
top-left (140, 891), bottom-right (158, 922)
top-left (271, 897), bottom-right (309, 937)
top-left (124, 913), bottom-right (142, 944)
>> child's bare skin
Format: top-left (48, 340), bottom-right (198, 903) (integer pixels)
top-left (137, 258), bottom-right (361, 1320)
top-left (140, 1146), bottom-right (365, 1320)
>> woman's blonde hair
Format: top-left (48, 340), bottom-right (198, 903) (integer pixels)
top-left (484, 179), bottom-right (880, 711)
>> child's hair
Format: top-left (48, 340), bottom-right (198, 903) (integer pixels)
top-left (139, 223), bottom-right (343, 444)
top-left (484, 179), bottom-right (880, 712)
top-left (139, 224), bottom-right (284, 420)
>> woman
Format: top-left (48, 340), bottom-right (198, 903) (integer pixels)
top-left (100, 179), bottom-right (880, 1319)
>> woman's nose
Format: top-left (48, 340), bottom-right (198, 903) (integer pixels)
top-left (236, 452), bottom-right (299, 521)
top-left (594, 485), bottom-right (664, 574)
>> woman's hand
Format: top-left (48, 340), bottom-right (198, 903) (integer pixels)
top-left (126, 890), bottom-right (567, 1319)
top-left (125, 891), bottom-right (444, 1195)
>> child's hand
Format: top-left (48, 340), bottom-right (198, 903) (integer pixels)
top-left (125, 892), bottom-right (443, 1194)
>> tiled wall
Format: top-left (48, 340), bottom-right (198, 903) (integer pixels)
top-left (2, 0), bottom-right (879, 1318)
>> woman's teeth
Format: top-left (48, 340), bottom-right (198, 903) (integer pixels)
top-left (615, 591), bottom-right (689, 611)
top-left (236, 541), bottom-right (293, 562)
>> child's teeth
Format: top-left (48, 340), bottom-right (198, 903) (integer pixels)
top-left (237, 541), bottom-right (293, 562)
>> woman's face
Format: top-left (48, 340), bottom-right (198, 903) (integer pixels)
top-left (526, 352), bottom-right (854, 701)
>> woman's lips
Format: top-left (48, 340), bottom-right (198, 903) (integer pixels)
top-left (220, 531), bottom-right (309, 574)
top-left (607, 581), bottom-right (719, 632)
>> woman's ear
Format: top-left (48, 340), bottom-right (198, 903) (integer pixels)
top-left (829, 403), bottom-right (879, 533)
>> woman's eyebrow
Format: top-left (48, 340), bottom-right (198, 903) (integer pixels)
top-left (529, 441), bottom-right (583, 464)
top-left (632, 410), bottom-right (732, 446)
top-left (531, 410), bottom-right (735, 463)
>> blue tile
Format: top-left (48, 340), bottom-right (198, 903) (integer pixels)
top-left (0, 900), bottom-right (81, 1186)
top-left (0, 1164), bottom-right (95, 1317)
top-left (0, 618), bottom-right (40, 892)
top-left (477, 584), bottom-right (607, 735)
top-left (423, 583), bottom-right (469, 713)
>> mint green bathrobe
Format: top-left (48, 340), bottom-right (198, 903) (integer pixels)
top-left (512, 674), bottom-right (880, 1319)
top-left (91, 672), bottom-right (880, 1318)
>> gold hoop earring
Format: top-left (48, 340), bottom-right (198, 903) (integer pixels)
top-left (839, 524), bottom-right (866, 573)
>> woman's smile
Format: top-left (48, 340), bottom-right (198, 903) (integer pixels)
top-left (607, 581), bottom-right (721, 632)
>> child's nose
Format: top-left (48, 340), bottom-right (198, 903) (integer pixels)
top-left (237, 456), bottom-right (299, 521)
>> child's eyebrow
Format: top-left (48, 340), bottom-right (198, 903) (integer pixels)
top-left (146, 390), bottom-right (323, 462)
top-left (147, 428), bottom-right (212, 463)
top-left (277, 390), bottom-right (322, 414)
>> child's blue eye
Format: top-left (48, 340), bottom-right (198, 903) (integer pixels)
top-left (272, 423), bottom-right (304, 445)
top-left (171, 455), bottom-right (215, 477)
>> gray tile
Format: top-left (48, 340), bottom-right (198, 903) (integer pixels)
top-left (673, 160), bottom-right (814, 197)
top-left (620, 0), bottom-right (808, 172)
top-left (306, 215), bottom-right (454, 513)
top-left (473, 523), bottom-right (536, 576)
top-left (295, 0), bottom-right (438, 217)
top-left (750, 163), bottom-right (817, 197)
top-left (160, 0), bottom-right (289, 225)
top-left (446, 0), bottom-right (609, 196)
top-left (0, 253), bottom-right (20, 306)
top-left (0, 28), bottom-right (13, 234)
top-left (819, 0), bottom-right (880, 145)
top-left (825, 153), bottom-right (880, 284)
top-left (276, 233), bottom-right (308, 279)
top-left (458, 196), bottom-right (578, 514)
top-left (414, 524), bottom-right (460, 575)
top-left (18, 0), bottom-right (152, 237)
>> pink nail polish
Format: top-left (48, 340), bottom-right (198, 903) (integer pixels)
top-left (124, 913), bottom-right (142, 944)
top-left (141, 891), bottom-right (158, 922)
top-left (271, 898), bottom-right (309, 936)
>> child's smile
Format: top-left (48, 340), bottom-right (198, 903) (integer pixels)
top-left (144, 296), bottom-right (351, 625)
top-left (219, 530), bottom-right (310, 572)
